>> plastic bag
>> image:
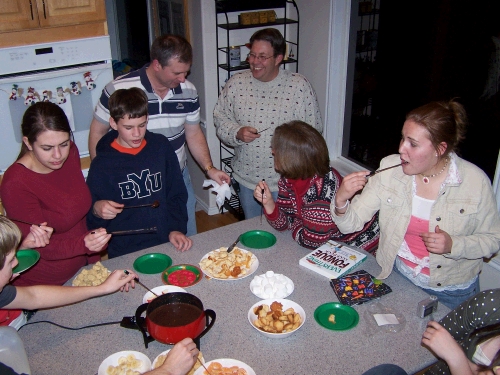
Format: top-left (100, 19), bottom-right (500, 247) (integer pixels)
top-left (363, 301), bottom-right (406, 337)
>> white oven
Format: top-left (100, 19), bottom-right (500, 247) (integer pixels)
top-left (0, 36), bottom-right (113, 173)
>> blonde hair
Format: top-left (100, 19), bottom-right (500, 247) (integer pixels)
top-left (0, 216), bottom-right (21, 269)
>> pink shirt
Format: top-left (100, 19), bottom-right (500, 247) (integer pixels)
top-left (401, 215), bottom-right (431, 275)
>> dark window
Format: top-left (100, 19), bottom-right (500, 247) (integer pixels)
top-left (345, 0), bottom-right (500, 181)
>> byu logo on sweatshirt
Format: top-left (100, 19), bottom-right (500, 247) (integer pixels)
top-left (118, 169), bottom-right (162, 199)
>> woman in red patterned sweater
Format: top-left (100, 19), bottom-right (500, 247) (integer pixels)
top-left (254, 120), bottom-right (379, 253)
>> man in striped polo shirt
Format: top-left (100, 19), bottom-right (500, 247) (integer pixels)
top-left (89, 35), bottom-right (229, 236)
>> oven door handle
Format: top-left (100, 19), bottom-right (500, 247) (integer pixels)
top-left (0, 62), bottom-right (112, 83)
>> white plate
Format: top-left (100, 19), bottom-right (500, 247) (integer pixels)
top-left (152, 350), bottom-right (205, 374)
top-left (248, 298), bottom-right (306, 339)
top-left (249, 272), bottom-right (294, 299)
top-left (199, 248), bottom-right (259, 280)
top-left (98, 350), bottom-right (151, 375)
top-left (142, 285), bottom-right (187, 304)
top-left (193, 358), bottom-right (256, 375)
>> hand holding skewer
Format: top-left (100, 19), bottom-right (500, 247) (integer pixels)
top-left (335, 163), bottom-right (406, 214)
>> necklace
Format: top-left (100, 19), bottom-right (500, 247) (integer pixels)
top-left (420, 156), bottom-right (449, 184)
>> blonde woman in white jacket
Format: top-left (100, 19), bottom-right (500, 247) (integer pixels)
top-left (331, 99), bottom-right (500, 309)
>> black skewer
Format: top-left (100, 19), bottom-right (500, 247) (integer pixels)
top-left (366, 163), bottom-right (405, 177)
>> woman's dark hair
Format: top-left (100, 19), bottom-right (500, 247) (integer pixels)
top-left (17, 102), bottom-right (72, 159)
top-left (150, 34), bottom-right (192, 67)
top-left (249, 28), bottom-right (286, 57)
top-left (406, 98), bottom-right (467, 158)
top-left (271, 120), bottom-right (330, 179)
top-left (109, 88), bottom-right (148, 123)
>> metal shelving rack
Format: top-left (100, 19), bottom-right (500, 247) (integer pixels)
top-left (215, 0), bottom-right (299, 218)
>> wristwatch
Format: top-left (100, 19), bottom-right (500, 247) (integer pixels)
top-left (205, 164), bottom-right (215, 173)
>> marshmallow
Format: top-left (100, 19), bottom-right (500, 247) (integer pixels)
top-left (250, 271), bottom-right (294, 299)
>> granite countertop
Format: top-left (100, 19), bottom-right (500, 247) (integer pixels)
top-left (18, 216), bottom-right (448, 375)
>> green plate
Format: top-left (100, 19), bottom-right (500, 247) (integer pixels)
top-left (239, 230), bottom-right (277, 249)
top-left (13, 249), bottom-right (40, 274)
top-left (161, 264), bottom-right (202, 288)
top-left (133, 253), bottom-right (172, 274)
top-left (314, 302), bottom-right (359, 331)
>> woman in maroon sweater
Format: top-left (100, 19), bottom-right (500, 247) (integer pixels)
top-left (0, 102), bottom-right (110, 287)
top-left (254, 120), bottom-right (380, 252)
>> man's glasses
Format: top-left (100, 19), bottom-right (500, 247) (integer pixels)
top-left (247, 53), bottom-right (274, 62)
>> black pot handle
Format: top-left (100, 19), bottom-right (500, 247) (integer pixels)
top-left (196, 309), bottom-right (216, 341)
top-left (135, 303), bottom-right (148, 323)
top-left (134, 302), bottom-right (154, 348)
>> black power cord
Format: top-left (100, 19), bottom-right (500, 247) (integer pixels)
top-left (17, 319), bottom-right (122, 332)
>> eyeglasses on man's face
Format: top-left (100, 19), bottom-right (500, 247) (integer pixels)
top-left (247, 53), bottom-right (274, 62)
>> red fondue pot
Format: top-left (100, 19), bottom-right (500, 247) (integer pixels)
top-left (135, 292), bottom-right (215, 345)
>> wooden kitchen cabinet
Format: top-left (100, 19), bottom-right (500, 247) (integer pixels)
top-left (0, 0), bottom-right (107, 47)
top-left (0, 0), bottom-right (39, 31)
top-left (0, 0), bottom-right (106, 32)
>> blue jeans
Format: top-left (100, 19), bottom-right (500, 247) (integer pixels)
top-left (393, 263), bottom-right (480, 310)
top-left (182, 167), bottom-right (197, 236)
top-left (238, 183), bottom-right (278, 219)
top-left (420, 277), bottom-right (480, 310)
top-left (361, 364), bottom-right (407, 375)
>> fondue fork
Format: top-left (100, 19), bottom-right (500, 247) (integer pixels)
top-left (123, 200), bottom-right (160, 209)
top-left (260, 179), bottom-right (265, 225)
top-left (366, 162), bottom-right (406, 177)
top-left (108, 227), bottom-right (157, 235)
top-left (197, 358), bottom-right (214, 375)
top-left (2, 214), bottom-right (41, 227)
top-left (124, 270), bottom-right (159, 297)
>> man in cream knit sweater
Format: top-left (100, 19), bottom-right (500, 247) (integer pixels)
top-left (214, 28), bottom-right (323, 218)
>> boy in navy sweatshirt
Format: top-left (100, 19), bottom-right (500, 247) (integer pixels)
top-left (86, 88), bottom-right (192, 258)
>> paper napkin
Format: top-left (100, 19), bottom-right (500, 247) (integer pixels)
top-left (203, 180), bottom-right (232, 209)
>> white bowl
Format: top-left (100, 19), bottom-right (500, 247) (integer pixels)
top-left (98, 350), bottom-right (151, 375)
top-left (249, 271), bottom-right (294, 299)
top-left (142, 285), bottom-right (187, 304)
top-left (247, 298), bottom-right (306, 339)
